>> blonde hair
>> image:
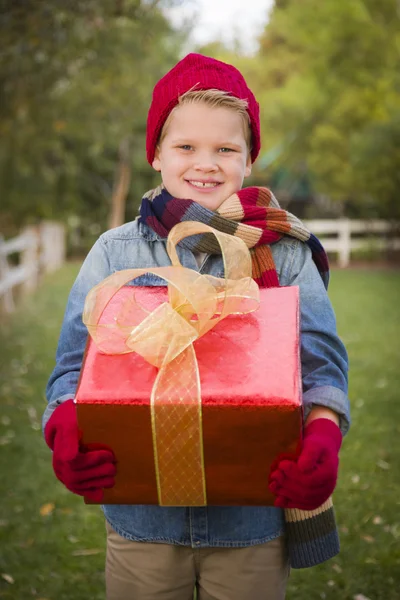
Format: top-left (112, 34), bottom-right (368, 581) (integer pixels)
top-left (158, 88), bottom-right (252, 152)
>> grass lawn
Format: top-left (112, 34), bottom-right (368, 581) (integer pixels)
top-left (0, 263), bottom-right (399, 600)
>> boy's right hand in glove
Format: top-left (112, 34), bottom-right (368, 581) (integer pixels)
top-left (44, 399), bottom-right (116, 502)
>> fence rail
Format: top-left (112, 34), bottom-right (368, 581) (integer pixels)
top-left (304, 219), bottom-right (400, 267)
top-left (0, 222), bottom-right (65, 313)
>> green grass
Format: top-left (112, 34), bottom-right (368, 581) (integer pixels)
top-left (0, 264), bottom-right (399, 599)
top-left (290, 269), bottom-right (400, 599)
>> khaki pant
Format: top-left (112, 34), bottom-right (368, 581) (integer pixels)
top-left (106, 521), bottom-right (289, 600)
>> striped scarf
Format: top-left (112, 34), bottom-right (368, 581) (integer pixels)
top-left (139, 184), bottom-right (329, 289)
top-left (140, 184), bottom-right (340, 568)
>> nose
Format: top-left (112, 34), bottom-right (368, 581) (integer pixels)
top-left (193, 151), bottom-right (218, 172)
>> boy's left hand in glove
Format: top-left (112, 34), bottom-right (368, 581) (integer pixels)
top-left (268, 418), bottom-right (342, 510)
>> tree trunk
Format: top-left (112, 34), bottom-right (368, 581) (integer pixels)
top-left (108, 138), bottom-right (131, 230)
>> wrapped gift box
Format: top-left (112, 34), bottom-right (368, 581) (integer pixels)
top-left (76, 284), bottom-right (302, 506)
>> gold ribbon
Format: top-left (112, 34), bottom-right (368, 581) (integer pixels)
top-left (83, 222), bottom-right (260, 506)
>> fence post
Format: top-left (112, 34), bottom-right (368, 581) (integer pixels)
top-left (0, 234), bottom-right (15, 313)
top-left (39, 222), bottom-right (66, 274)
top-left (21, 226), bottom-right (39, 293)
top-left (337, 218), bottom-right (351, 268)
top-left (0, 221), bottom-right (66, 314)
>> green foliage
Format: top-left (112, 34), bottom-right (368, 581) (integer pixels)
top-left (0, 0), bottom-right (185, 234)
top-left (2, 0), bottom-right (399, 229)
top-left (246, 0), bottom-right (400, 216)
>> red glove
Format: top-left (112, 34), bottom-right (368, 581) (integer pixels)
top-left (45, 399), bottom-right (116, 502)
top-left (268, 418), bottom-right (342, 510)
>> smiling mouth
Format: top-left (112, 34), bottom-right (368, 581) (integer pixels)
top-left (186, 180), bottom-right (222, 189)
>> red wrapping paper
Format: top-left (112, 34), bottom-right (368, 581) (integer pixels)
top-left (76, 284), bottom-right (302, 505)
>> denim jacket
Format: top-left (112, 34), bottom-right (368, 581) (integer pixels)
top-left (44, 218), bottom-right (349, 548)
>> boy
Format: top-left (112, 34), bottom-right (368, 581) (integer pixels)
top-left (44, 54), bottom-right (349, 600)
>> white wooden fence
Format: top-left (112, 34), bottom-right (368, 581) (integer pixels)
top-left (0, 221), bottom-right (65, 313)
top-left (0, 218), bottom-right (397, 313)
top-left (304, 219), bottom-right (400, 268)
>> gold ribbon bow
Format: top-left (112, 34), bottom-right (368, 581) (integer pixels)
top-left (83, 222), bottom-right (260, 506)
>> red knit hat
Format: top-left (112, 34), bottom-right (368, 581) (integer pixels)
top-left (146, 53), bottom-right (261, 165)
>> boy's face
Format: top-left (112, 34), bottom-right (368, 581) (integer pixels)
top-left (152, 102), bottom-right (252, 211)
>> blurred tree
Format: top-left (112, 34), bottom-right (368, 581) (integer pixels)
top-left (0, 0), bottom-right (186, 237)
top-left (243, 0), bottom-right (400, 217)
top-left (108, 138), bottom-right (131, 230)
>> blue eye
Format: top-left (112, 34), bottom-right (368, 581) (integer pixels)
top-left (179, 145), bottom-right (192, 151)
top-left (219, 147), bottom-right (234, 153)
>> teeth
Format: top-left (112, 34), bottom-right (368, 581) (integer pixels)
top-left (189, 181), bottom-right (218, 188)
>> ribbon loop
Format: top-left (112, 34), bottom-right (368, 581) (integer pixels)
top-left (126, 302), bottom-right (198, 368)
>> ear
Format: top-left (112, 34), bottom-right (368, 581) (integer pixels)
top-left (244, 155), bottom-right (252, 178)
top-left (152, 148), bottom-right (161, 172)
